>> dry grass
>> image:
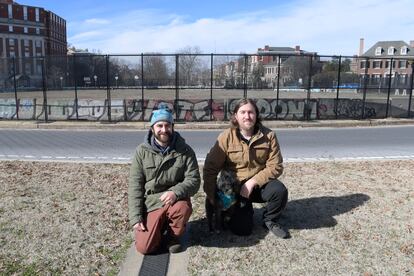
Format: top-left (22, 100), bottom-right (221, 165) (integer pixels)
top-left (188, 160), bottom-right (414, 276)
top-left (0, 160), bottom-right (413, 275)
top-left (0, 161), bottom-right (131, 275)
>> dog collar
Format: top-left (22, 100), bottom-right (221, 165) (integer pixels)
top-left (217, 191), bottom-right (236, 210)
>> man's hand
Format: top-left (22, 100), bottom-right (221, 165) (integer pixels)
top-left (240, 178), bottom-right (257, 198)
top-left (133, 222), bottom-right (147, 231)
top-left (160, 191), bottom-right (177, 206)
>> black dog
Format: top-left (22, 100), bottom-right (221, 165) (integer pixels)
top-left (205, 169), bottom-right (240, 233)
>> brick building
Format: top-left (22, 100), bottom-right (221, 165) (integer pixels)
top-left (355, 38), bottom-right (414, 91)
top-left (0, 0), bottom-right (66, 87)
top-left (251, 45), bottom-right (315, 87)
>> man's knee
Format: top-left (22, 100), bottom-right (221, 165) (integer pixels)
top-left (135, 239), bottom-right (158, 255)
top-left (262, 180), bottom-right (288, 201)
top-left (170, 199), bottom-right (193, 219)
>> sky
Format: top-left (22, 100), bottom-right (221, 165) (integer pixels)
top-left (20, 0), bottom-right (414, 56)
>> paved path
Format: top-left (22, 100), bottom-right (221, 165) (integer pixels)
top-left (1, 124), bottom-right (414, 163)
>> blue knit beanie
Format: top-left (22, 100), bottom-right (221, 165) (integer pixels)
top-left (150, 103), bottom-right (174, 126)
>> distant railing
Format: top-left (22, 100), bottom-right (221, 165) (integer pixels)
top-left (0, 53), bottom-right (413, 121)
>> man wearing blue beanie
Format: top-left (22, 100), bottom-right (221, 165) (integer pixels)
top-left (128, 103), bottom-right (200, 254)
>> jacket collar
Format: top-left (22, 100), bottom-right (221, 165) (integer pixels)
top-left (234, 124), bottom-right (264, 145)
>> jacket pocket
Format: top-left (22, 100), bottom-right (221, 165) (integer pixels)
top-left (253, 143), bottom-right (270, 164)
top-left (143, 159), bottom-right (157, 181)
top-left (227, 145), bottom-right (244, 167)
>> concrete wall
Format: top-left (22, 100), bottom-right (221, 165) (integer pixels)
top-left (1, 97), bottom-right (405, 121)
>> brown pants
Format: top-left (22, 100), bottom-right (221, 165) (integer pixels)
top-left (135, 199), bottom-right (192, 254)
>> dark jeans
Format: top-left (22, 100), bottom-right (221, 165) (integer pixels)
top-left (228, 179), bottom-right (288, 236)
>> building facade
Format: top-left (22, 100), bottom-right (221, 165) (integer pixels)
top-left (355, 39), bottom-right (414, 91)
top-left (251, 45), bottom-right (315, 88)
top-left (0, 0), bottom-right (66, 87)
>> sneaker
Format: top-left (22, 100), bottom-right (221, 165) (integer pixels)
top-left (167, 236), bottom-right (183, 254)
top-left (264, 221), bottom-right (289, 239)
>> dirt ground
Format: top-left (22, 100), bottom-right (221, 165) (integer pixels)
top-left (0, 160), bottom-right (413, 275)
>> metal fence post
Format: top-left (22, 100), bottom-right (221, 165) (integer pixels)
top-left (12, 57), bottom-right (19, 119)
top-left (41, 57), bottom-right (48, 122)
top-left (334, 56), bottom-right (342, 119)
top-left (210, 53), bottom-right (213, 121)
top-left (305, 55), bottom-right (313, 121)
top-left (361, 58), bottom-right (369, 119)
top-left (407, 61), bottom-right (414, 118)
top-left (73, 55), bottom-right (79, 120)
top-left (106, 55), bottom-right (111, 122)
top-left (175, 54), bottom-right (179, 120)
top-left (141, 53), bottom-right (144, 121)
top-left (275, 55), bottom-right (281, 119)
top-left (385, 58), bottom-right (393, 118)
top-left (244, 54), bottom-right (248, 99)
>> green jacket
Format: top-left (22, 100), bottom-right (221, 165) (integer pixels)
top-left (128, 131), bottom-right (200, 226)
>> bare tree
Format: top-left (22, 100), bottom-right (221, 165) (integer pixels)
top-left (143, 54), bottom-right (169, 87)
top-left (176, 46), bottom-right (203, 86)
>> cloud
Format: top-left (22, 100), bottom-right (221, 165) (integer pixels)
top-left (84, 18), bottom-right (110, 25)
top-left (69, 31), bottom-right (102, 42)
top-left (68, 0), bottom-right (414, 56)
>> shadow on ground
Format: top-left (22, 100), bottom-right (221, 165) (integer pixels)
top-left (188, 193), bottom-right (370, 248)
top-left (281, 193), bottom-right (370, 229)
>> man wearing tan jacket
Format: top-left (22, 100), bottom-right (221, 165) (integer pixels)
top-left (203, 98), bottom-right (289, 238)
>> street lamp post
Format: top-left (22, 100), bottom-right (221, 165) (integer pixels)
top-left (115, 75), bottom-right (119, 88)
top-left (59, 76), bottom-right (63, 89)
top-left (93, 75), bottom-right (97, 88)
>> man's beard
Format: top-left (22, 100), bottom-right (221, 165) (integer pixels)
top-left (154, 131), bottom-right (172, 144)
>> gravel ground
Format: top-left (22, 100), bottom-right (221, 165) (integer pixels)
top-left (0, 160), bottom-right (413, 275)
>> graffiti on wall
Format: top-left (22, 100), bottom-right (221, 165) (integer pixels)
top-left (0, 97), bottom-right (392, 121)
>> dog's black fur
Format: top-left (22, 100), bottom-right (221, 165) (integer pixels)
top-left (205, 169), bottom-right (241, 233)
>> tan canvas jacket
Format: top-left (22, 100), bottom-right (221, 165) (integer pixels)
top-left (203, 124), bottom-right (283, 202)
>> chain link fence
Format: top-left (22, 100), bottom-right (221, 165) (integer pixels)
top-left (0, 53), bottom-right (413, 121)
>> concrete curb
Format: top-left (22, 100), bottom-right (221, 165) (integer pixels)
top-left (1, 118), bottom-right (414, 130)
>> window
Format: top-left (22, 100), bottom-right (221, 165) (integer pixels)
top-left (373, 60), bottom-right (382, 69)
top-left (36, 28), bottom-right (40, 35)
top-left (35, 8), bottom-right (39, 22)
top-left (8, 25), bottom-right (13, 32)
top-left (398, 60), bottom-right (407, 69)
top-left (360, 60), bottom-right (369, 69)
top-left (24, 40), bottom-right (29, 47)
top-left (388, 47), bottom-right (395, 55)
top-left (35, 40), bottom-right (41, 47)
top-left (24, 27), bottom-right (28, 33)
top-left (401, 46), bottom-right (408, 55)
top-left (23, 6), bottom-right (27, 20)
top-left (385, 60), bottom-right (396, 68)
top-left (9, 39), bottom-right (14, 46)
top-left (25, 62), bottom-right (31, 73)
top-left (375, 47), bottom-right (382, 55)
top-left (8, 4), bottom-right (12, 19)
